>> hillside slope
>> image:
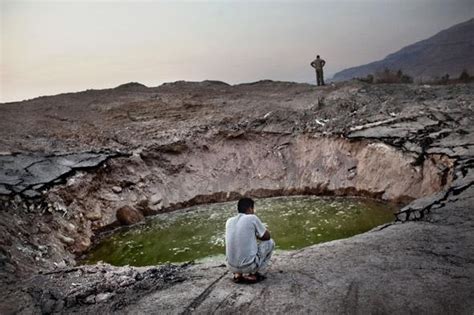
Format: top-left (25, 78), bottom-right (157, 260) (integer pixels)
top-left (332, 18), bottom-right (474, 82)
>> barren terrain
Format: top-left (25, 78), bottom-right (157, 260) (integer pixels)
top-left (1, 80), bottom-right (473, 314)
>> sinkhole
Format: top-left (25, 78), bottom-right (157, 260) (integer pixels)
top-left (82, 196), bottom-right (398, 266)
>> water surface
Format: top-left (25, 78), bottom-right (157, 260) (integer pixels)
top-left (83, 196), bottom-right (397, 266)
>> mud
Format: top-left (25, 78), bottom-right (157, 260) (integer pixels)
top-left (0, 80), bottom-right (473, 314)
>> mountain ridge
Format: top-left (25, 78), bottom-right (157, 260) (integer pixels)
top-left (332, 18), bottom-right (474, 82)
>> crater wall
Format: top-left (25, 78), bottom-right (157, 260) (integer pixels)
top-left (45, 134), bottom-right (453, 252)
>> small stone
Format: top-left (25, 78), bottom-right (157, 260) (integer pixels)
top-left (149, 193), bottom-right (162, 205)
top-left (41, 298), bottom-right (57, 313)
top-left (84, 295), bottom-right (96, 304)
top-left (76, 237), bottom-right (91, 252)
top-left (14, 195), bottom-right (22, 204)
top-left (65, 222), bottom-right (76, 232)
top-left (39, 224), bottom-right (51, 234)
top-left (112, 186), bottom-right (122, 193)
top-left (54, 260), bottom-right (67, 268)
top-left (408, 211), bottom-right (419, 221)
top-left (22, 189), bottom-right (41, 198)
top-left (58, 234), bottom-right (75, 245)
top-left (119, 276), bottom-right (135, 287)
top-left (85, 210), bottom-right (102, 221)
top-left (396, 212), bottom-right (407, 222)
top-left (96, 292), bottom-right (114, 303)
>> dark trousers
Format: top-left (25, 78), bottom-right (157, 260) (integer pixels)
top-left (316, 69), bottom-right (325, 86)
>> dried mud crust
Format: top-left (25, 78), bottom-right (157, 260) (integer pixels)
top-left (2, 263), bottom-right (189, 314)
top-left (0, 81), bottom-right (473, 314)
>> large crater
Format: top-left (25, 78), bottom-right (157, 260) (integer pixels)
top-left (1, 81), bottom-right (472, 314)
top-left (42, 133), bottom-right (453, 253)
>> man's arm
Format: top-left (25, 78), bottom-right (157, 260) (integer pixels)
top-left (253, 215), bottom-right (271, 240)
top-left (257, 230), bottom-right (271, 241)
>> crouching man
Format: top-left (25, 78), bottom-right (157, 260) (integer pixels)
top-left (225, 197), bottom-right (275, 283)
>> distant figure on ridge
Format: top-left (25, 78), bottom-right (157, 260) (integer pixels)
top-left (311, 54), bottom-right (326, 86)
top-left (225, 198), bottom-right (275, 283)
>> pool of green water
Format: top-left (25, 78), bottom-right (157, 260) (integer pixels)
top-left (82, 196), bottom-right (397, 266)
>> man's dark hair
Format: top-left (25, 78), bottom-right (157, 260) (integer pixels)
top-left (317, 55), bottom-right (320, 58)
top-left (237, 198), bottom-right (254, 213)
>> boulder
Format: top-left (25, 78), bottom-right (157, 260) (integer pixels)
top-left (116, 206), bottom-right (144, 226)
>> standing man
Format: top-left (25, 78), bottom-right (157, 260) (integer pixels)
top-left (311, 55), bottom-right (326, 86)
top-left (225, 197), bottom-right (275, 283)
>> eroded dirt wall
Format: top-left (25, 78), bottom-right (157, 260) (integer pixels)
top-left (48, 134), bottom-right (452, 247)
top-left (0, 133), bottom-right (454, 282)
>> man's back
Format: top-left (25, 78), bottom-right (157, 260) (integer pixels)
top-left (312, 58), bottom-right (326, 70)
top-left (225, 213), bottom-right (266, 268)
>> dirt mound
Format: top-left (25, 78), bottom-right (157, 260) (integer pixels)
top-left (114, 82), bottom-right (149, 92)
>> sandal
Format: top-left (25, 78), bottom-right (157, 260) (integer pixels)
top-left (242, 274), bottom-right (258, 283)
top-left (232, 272), bottom-right (266, 284)
top-left (233, 273), bottom-right (243, 283)
top-left (254, 272), bottom-right (267, 281)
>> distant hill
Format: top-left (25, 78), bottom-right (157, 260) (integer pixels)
top-left (332, 18), bottom-right (474, 82)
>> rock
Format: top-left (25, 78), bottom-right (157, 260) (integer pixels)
top-left (65, 222), bottom-right (76, 233)
top-left (118, 275), bottom-right (136, 287)
top-left (75, 237), bottom-right (91, 253)
top-left (23, 189), bottom-right (42, 198)
top-left (37, 245), bottom-right (48, 253)
top-left (14, 195), bottom-right (22, 204)
top-left (53, 201), bottom-right (68, 214)
top-left (85, 209), bottom-right (102, 221)
top-left (38, 224), bottom-right (51, 234)
top-left (0, 153), bottom-right (112, 199)
top-left (149, 193), bottom-right (163, 205)
top-left (146, 192), bottom-right (164, 212)
top-left (41, 298), bottom-right (57, 314)
top-left (84, 294), bottom-right (96, 304)
top-left (58, 234), bottom-right (75, 246)
top-left (116, 206), bottom-right (144, 225)
top-left (112, 186), bottom-right (122, 193)
top-left (95, 292), bottom-right (114, 303)
top-left (53, 260), bottom-right (67, 268)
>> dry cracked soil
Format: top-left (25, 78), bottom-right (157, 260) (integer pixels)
top-left (0, 80), bottom-right (473, 314)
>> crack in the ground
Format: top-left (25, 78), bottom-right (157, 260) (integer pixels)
top-left (181, 271), bottom-right (227, 314)
top-left (395, 178), bottom-right (474, 222)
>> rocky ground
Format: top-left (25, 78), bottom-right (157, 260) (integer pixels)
top-left (0, 80), bottom-right (473, 314)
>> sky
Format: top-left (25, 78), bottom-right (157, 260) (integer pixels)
top-left (1, 0), bottom-right (473, 103)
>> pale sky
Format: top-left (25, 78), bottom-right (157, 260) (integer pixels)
top-left (1, 0), bottom-right (473, 103)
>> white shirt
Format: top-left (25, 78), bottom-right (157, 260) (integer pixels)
top-left (225, 213), bottom-right (266, 268)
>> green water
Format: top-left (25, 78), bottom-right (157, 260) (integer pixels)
top-left (82, 196), bottom-right (397, 266)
